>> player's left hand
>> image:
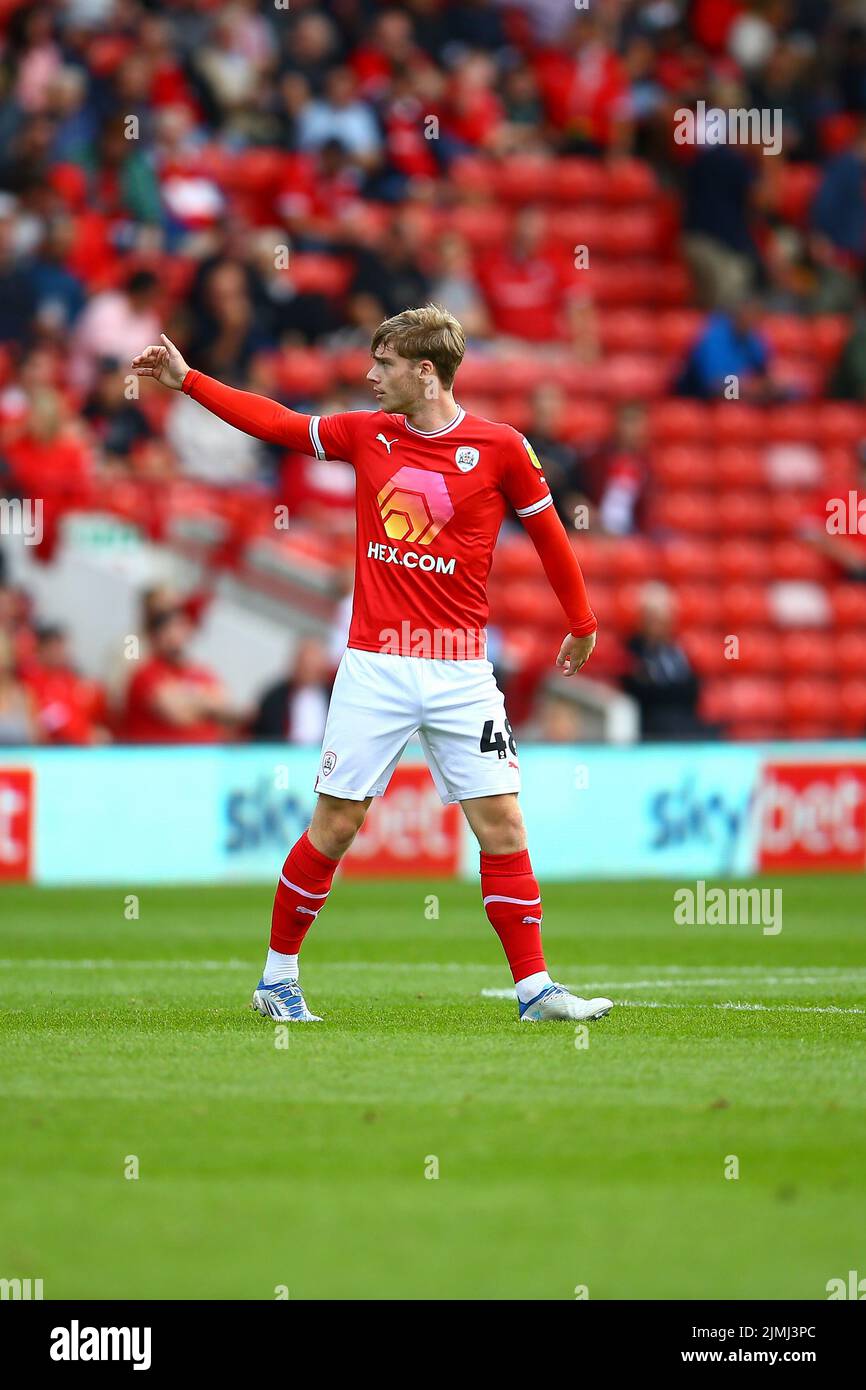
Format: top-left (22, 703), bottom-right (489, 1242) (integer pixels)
top-left (556, 631), bottom-right (596, 676)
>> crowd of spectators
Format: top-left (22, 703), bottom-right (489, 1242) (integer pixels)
top-left (2, 1), bottom-right (866, 743)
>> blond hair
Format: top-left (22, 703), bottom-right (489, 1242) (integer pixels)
top-left (370, 304), bottom-right (466, 389)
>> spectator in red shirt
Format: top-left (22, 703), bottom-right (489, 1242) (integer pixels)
top-left (477, 208), bottom-right (567, 342)
top-left (124, 606), bottom-right (236, 744)
top-left (0, 630), bottom-right (40, 746)
top-left (4, 386), bottom-right (94, 558)
top-left (799, 447), bottom-right (866, 581)
top-left (533, 13), bottom-right (632, 153)
top-left (25, 624), bottom-right (108, 745)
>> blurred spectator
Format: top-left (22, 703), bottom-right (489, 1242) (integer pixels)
top-left (477, 207), bottom-right (567, 342)
top-left (810, 124), bottom-right (866, 312)
top-left (297, 67), bottom-right (382, 169)
top-left (428, 232), bottom-right (491, 340)
top-left (250, 637), bottom-right (334, 743)
top-left (534, 13), bottom-right (632, 154)
top-left (71, 270), bottom-right (162, 392)
top-left (533, 692), bottom-right (585, 743)
top-left (83, 357), bottom-right (155, 468)
top-left (349, 213), bottom-right (431, 320)
top-left (185, 258), bottom-right (270, 376)
top-left (4, 388), bottom-right (94, 558)
top-left (622, 584), bottom-right (707, 741)
top-left (0, 630), bottom-right (39, 745)
top-left (25, 624), bottom-right (108, 745)
top-left (799, 446), bottom-right (866, 581)
top-left (681, 89), bottom-right (761, 308)
top-left (586, 402), bottom-right (649, 537)
top-left (829, 310), bottom-right (866, 400)
top-left (30, 214), bottom-right (86, 334)
top-left (0, 208), bottom-right (37, 346)
top-left (676, 301), bottom-right (777, 401)
top-left (124, 606), bottom-right (235, 743)
top-left (525, 383), bottom-right (590, 529)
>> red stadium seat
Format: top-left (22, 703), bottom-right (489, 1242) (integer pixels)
top-left (716, 491), bottom-right (771, 536)
top-left (605, 208), bottom-right (665, 258)
top-left (611, 583), bottom-right (644, 632)
top-left (655, 309), bottom-right (703, 357)
top-left (651, 490), bottom-right (717, 534)
top-left (768, 491), bottom-right (809, 535)
top-left (558, 400), bottom-right (614, 444)
top-left (760, 316), bottom-right (811, 356)
top-left (812, 316), bottom-right (849, 365)
top-left (816, 404), bottom-right (866, 449)
top-left (569, 535), bottom-right (615, 578)
top-left (498, 394), bottom-right (531, 433)
top-left (717, 540), bottom-right (772, 583)
top-left (769, 540), bottom-right (832, 582)
top-left (602, 354), bottom-right (669, 401)
top-left (783, 677), bottom-right (840, 733)
top-left (608, 537), bottom-right (658, 582)
top-left (830, 585), bottom-right (866, 628)
top-left (649, 400), bottom-right (711, 444)
top-left (550, 158), bottom-right (607, 203)
top-left (653, 262), bottom-right (691, 306)
top-left (602, 158), bottom-right (659, 204)
top-left (492, 155), bottom-right (557, 203)
top-left (288, 254), bottom-right (352, 298)
top-left (496, 580), bottom-right (550, 626)
top-left (681, 629), bottom-right (730, 677)
top-left (598, 310), bottom-right (657, 354)
top-left (837, 632), bottom-right (866, 676)
top-left (449, 156), bottom-right (491, 194)
top-left (733, 629), bottom-right (782, 674)
top-left (274, 348), bottom-right (333, 397)
top-left (492, 537), bottom-right (541, 581)
top-left (700, 676), bottom-right (782, 726)
top-left (332, 347), bottom-right (371, 385)
top-left (719, 583), bottom-right (772, 627)
top-left (659, 538), bottom-right (720, 582)
top-left (839, 679), bottom-right (866, 734)
top-left (651, 445), bottom-right (716, 490)
top-left (779, 630), bottom-right (837, 676)
top-left (673, 584), bottom-right (723, 626)
top-left (710, 403), bottom-right (766, 445)
top-left (449, 203), bottom-right (511, 249)
top-left (715, 446), bottom-right (763, 489)
top-left (764, 404), bottom-right (820, 445)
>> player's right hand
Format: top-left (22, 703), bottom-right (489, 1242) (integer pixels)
top-left (131, 333), bottom-right (189, 391)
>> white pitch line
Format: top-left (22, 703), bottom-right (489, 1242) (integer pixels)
top-left (0, 959), bottom-right (863, 984)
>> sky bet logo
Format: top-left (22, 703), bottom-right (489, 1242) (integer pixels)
top-left (50, 1320), bottom-right (152, 1370)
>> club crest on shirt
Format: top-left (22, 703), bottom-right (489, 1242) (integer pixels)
top-left (455, 446), bottom-right (480, 472)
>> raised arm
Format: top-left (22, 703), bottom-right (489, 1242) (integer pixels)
top-left (131, 334), bottom-right (318, 453)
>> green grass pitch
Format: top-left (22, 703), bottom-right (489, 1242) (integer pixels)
top-left (1, 875), bottom-right (864, 1300)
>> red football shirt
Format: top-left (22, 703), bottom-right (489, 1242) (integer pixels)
top-left (124, 658), bottom-right (223, 743)
top-left (182, 371), bottom-right (597, 658)
top-left (310, 406), bottom-right (553, 658)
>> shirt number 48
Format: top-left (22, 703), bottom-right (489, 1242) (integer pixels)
top-left (479, 718), bottom-right (516, 760)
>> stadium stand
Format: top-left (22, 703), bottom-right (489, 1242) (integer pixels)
top-left (0, 0), bottom-right (865, 743)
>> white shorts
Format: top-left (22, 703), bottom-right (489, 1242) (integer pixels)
top-left (314, 648), bottom-right (521, 805)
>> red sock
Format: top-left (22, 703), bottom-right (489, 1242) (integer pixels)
top-left (480, 849), bottom-right (547, 983)
top-left (270, 831), bottom-right (339, 955)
